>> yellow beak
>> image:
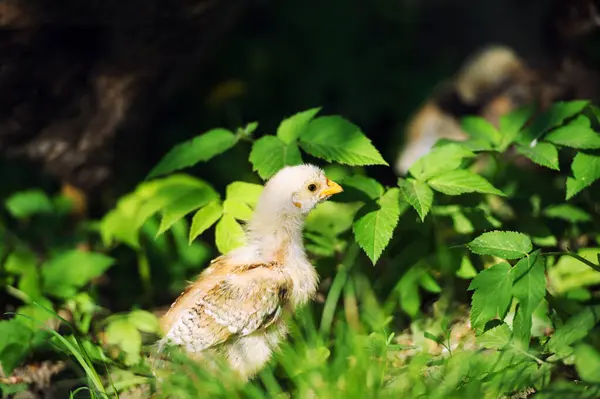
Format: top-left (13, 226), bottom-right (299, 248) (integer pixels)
top-left (319, 178), bottom-right (344, 199)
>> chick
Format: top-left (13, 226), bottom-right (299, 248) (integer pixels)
top-left (395, 45), bottom-right (536, 175)
top-left (157, 164), bottom-right (343, 380)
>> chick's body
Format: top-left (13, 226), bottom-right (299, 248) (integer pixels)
top-left (158, 165), bottom-right (343, 379)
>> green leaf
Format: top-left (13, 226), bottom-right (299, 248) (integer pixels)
top-left (215, 214), bottom-right (245, 254)
top-left (226, 181), bottom-right (264, 208)
top-left (249, 136), bottom-right (303, 179)
top-left (299, 116), bottom-right (387, 166)
top-left (511, 251), bottom-right (546, 349)
top-left (575, 344), bottom-right (600, 383)
top-left (468, 262), bottom-right (513, 332)
top-left (408, 144), bottom-right (475, 181)
top-left (477, 322), bottom-right (511, 349)
top-left (147, 128), bottom-right (238, 178)
top-left (188, 201), bottom-right (223, 244)
top-left (467, 231), bottom-right (532, 259)
top-left (0, 319), bottom-right (34, 374)
top-left (128, 310), bottom-right (160, 334)
top-left (5, 189), bottom-right (53, 219)
top-left (277, 107), bottom-right (321, 144)
top-left (42, 251), bottom-right (115, 299)
top-left (427, 170), bottom-right (505, 196)
top-left (516, 142), bottom-right (559, 171)
top-left (100, 174), bottom-right (210, 248)
top-left (461, 116), bottom-right (502, 146)
top-left (337, 175), bottom-right (385, 202)
top-left (353, 188), bottom-right (401, 264)
top-left (547, 305), bottom-right (600, 352)
top-left (544, 123), bottom-right (600, 149)
top-left (398, 178), bottom-right (433, 221)
top-left (105, 319), bottom-right (142, 366)
top-left (499, 105), bottom-right (535, 150)
top-left (566, 152), bottom-right (600, 200)
top-left (543, 204), bottom-right (592, 223)
top-left (521, 100), bottom-right (589, 142)
top-left (156, 184), bottom-right (219, 236)
top-left (223, 199), bottom-right (253, 221)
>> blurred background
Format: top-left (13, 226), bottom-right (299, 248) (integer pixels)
top-left (2, 0), bottom-right (600, 396)
top-left (5, 0), bottom-right (600, 208)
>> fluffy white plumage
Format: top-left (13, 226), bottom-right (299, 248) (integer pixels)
top-left (157, 164), bottom-right (343, 380)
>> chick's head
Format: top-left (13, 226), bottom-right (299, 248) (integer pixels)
top-left (259, 164), bottom-right (343, 216)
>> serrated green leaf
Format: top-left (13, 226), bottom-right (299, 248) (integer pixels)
top-left (398, 178), bottom-right (433, 221)
top-left (42, 251), bottom-right (115, 299)
top-left (249, 136), bottom-right (303, 179)
top-left (299, 116), bottom-right (387, 166)
top-left (147, 128), bottom-right (238, 178)
top-left (408, 144), bottom-right (475, 181)
top-left (277, 107), bottom-right (321, 144)
top-left (575, 344), bottom-right (600, 383)
top-left (5, 189), bottom-right (53, 219)
top-left (543, 204), bottom-right (592, 223)
top-left (427, 170), bottom-right (505, 196)
top-left (468, 262), bottom-right (513, 332)
top-left (548, 305), bottom-right (600, 352)
top-left (337, 175), bottom-right (384, 202)
top-left (226, 181), bottom-right (264, 208)
top-left (461, 116), bottom-right (502, 146)
top-left (521, 100), bottom-right (589, 142)
top-left (499, 105), bottom-right (535, 150)
top-left (566, 152), bottom-right (600, 200)
top-left (215, 214), bottom-right (245, 254)
top-left (511, 250), bottom-right (546, 349)
top-left (467, 231), bottom-right (532, 259)
top-left (516, 142), bottom-right (559, 170)
top-left (105, 319), bottom-right (142, 366)
top-left (156, 185), bottom-right (219, 236)
top-left (477, 322), bottom-right (511, 349)
top-left (223, 199), bottom-right (253, 221)
top-left (544, 123), bottom-right (600, 149)
top-left (353, 188), bottom-right (401, 264)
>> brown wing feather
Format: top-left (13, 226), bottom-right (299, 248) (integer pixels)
top-left (159, 257), bottom-right (290, 353)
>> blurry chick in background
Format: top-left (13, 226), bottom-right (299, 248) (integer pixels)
top-left (157, 164), bottom-right (343, 380)
top-left (395, 45), bottom-right (537, 175)
top-left (395, 0), bottom-right (600, 176)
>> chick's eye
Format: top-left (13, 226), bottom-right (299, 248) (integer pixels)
top-left (308, 183), bottom-right (317, 192)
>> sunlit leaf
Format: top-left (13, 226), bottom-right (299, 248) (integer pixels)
top-left (467, 231), bottom-right (532, 259)
top-left (545, 122), bottom-right (600, 149)
top-left (543, 204), bottom-right (592, 223)
top-left (461, 116), bottom-right (502, 147)
top-left (277, 107), bottom-right (321, 144)
top-left (511, 251), bottom-right (546, 349)
top-left (516, 142), bottom-right (559, 171)
top-left (477, 322), bottom-right (511, 349)
top-left (42, 251), bottom-right (115, 299)
top-left (215, 214), bottom-right (245, 254)
top-left (408, 144), bottom-right (475, 181)
top-left (468, 262), bottom-right (513, 332)
top-left (299, 116), bottom-right (387, 166)
top-left (353, 188), bottom-right (402, 264)
top-left (226, 181), bottom-right (264, 208)
top-left (427, 170), bottom-right (505, 196)
top-left (249, 136), bottom-right (303, 179)
top-left (398, 178), bottom-right (433, 221)
top-left (5, 189), bottom-right (53, 219)
top-left (575, 344), bottom-right (600, 383)
top-left (148, 128), bottom-right (238, 178)
top-left (566, 152), bottom-right (600, 200)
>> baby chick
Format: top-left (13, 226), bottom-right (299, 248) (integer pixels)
top-left (158, 164), bottom-right (343, 380)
